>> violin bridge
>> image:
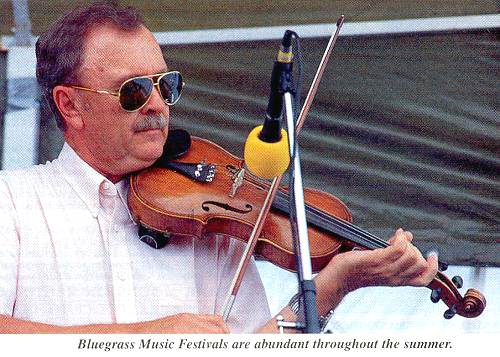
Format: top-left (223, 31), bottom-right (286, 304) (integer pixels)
top-left (229, 168), bottom-right (245, 198)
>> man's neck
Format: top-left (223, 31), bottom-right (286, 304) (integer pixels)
top-left (64, 138), bottom-right (124, 183)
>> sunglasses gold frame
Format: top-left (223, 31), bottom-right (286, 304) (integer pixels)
top-left (69, 70), bottom-right (184, 112)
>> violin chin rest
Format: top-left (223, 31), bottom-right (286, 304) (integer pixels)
top-left (154, 129), bottom-right (192, 167)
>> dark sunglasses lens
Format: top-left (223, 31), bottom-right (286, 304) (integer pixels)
top-left (120, 77), bottom-right (153, 111)
top-left (159, 72), bottom-right (183, 104)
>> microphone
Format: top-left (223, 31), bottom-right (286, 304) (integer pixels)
top-left (244, 30), bottom-right (293, 179)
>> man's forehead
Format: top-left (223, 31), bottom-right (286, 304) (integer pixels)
top-left (108, 68), bottom-right (170, 88)
top-left (79, 24), bottom-right (167, 84)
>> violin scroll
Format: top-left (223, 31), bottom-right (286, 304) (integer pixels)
top-left (428, 271), bottom-right (486, 319)
top-left (461, 288), bottom-right (486, 318)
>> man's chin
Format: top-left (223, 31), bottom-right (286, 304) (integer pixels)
top-left (139, 148), bottom-right (164, 164)
top-left (126, 147), bottom-right (164, 171)
top-left (122, 157), bottom-right (158, 176)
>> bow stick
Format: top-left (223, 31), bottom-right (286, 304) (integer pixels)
top-left (222, 15), bottom-right (345, 321)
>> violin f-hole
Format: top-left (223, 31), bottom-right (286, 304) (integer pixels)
top-left (202, 201), bottom-right (253, 214)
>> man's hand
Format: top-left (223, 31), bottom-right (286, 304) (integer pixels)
top-left (336, 228), bottom-right (438, 292)
top-left (130, 313), bottom-right (230, 334)
top-left (313, 228), bottom-right (438, 316)
top-left (0, 313), bottom-right (230, 334)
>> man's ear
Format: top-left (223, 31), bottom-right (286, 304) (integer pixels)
top-left (52, 86), bottom-right (84, 130)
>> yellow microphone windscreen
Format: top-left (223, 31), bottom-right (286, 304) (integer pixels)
top-left (244, 125), bottom-right (290, 179)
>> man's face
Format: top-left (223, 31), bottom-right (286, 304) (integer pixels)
top-left (70, 24), bottom-right (170, 179)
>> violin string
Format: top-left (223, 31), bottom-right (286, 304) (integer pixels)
top-left (243, 169), bottom-right (389, 250)
top-left (304, 199), bottom-right (388, 247)
top-left (308, 211), bottom-right (385, 249)
top-left (275, 190), bottom-right (388, 250)
top-left (306, 204), bottom-right (388, 249)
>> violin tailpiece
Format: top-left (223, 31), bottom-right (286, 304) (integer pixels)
top-left (165, 161), bottom-right (216, 183)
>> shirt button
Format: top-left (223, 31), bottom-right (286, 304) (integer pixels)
top-left (113, 224), bottom-right (120, 232)
top-left (100, 180), bottom-right (117, 196)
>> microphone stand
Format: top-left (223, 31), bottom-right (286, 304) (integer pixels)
top-left (282, 88), bottom-right (321, 333)
top-left (221, 16), bottom-right (345, 333)
top-left (277, 15), bottom-right (345, 333)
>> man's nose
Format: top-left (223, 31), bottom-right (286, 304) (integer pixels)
top-left (141, 84), bottom-right (168, 115)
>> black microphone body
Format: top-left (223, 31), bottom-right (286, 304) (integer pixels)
top-left (259, 30), bottom-right (294, 143)
top-left (243, 30), bottom-right (294, 179)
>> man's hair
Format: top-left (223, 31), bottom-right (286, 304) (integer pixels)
top-left (35, 2), bottom-right (144, 131)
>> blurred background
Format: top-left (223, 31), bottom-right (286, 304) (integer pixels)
top-left (0, 0), bottom-right (498, 332)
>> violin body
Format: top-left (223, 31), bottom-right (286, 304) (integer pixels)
top-left (129, 136), bottom-right (350, 272)
top-left (128, 133), bottom-right (486, 319)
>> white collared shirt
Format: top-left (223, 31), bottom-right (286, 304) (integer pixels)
top-left (0, 143), bottom-right (270, 332)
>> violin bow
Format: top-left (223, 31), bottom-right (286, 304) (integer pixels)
top-left (222, 16), bottom-right (346, 321)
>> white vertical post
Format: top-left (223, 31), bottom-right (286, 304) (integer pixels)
top-left (12, 0), bottom-right (33, 46)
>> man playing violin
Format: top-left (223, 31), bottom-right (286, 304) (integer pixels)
top-left (0, 2), bottom-right (438, 333)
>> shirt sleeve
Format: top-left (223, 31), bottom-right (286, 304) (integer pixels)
top-left (0, 177), bottom-right (20, 316)
top-left (215, 237), bottom-right (271, 333)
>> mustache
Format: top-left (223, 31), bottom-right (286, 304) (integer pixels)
top-left (134, 114), bottom-right (168, 132)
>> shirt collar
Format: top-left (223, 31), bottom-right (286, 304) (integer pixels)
top-left (53, 142), bottom-right (134, 221)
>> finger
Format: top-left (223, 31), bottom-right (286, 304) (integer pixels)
top-left (408, 252), bottom-right (439, 286)
top-left (207, 315), bottom-right (230, 334)
top-left (384, 242), bottom-right (425, 282)
top-left (403, 230), bottom-right (413, 242)
top-left (215, 319), bottom-right (230, 334)
top-left (425, 252), bottom-right (439, 277)
top-left (184, 314), bottom-right (229, 334)
top-left (397, 254), bottom-right (430, 281)
top-left (387, 228), bottom-right (404, 244)
top-left (426, 250), bottom-right (439, 264)
top-left (385, 233), bottom-right (409, 263)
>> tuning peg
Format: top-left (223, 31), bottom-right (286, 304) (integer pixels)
top-left (444, 305), bottom-right (457, 319)
top-left (438, 261), bottom-right (448, 271)
top-left (430, 288), bottom-right (441, 303)
top-left (452, 275), bottom-right (463, 289)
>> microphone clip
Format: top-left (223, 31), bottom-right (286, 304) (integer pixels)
top-left (260, 30), bottom-right (297, 144)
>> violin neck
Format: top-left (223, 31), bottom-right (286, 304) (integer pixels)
top-left (273, 191), bottom-right (389, 250)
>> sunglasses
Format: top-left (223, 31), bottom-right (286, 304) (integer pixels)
top-left (69, 71), bottom-right (184, 112)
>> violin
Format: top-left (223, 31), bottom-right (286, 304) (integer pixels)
top-left (128, 129), bottom-right (486, 319)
